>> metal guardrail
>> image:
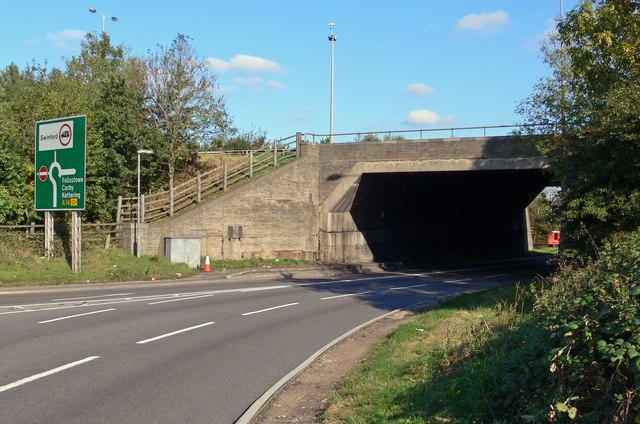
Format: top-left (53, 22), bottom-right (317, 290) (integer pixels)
top-left (302, 124), bottom-right (544, 143)
top-left (118, 135), bottom-right (300, 224)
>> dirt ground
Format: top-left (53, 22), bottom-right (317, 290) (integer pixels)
top-left (249, 310), bottom-right (416, 424)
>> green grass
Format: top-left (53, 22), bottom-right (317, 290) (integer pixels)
top-left (0, 248), bottom-right (200, 287)
top-left (208, 257), bottom-right (310, 270)
top-left (0, 230), bottom-right (313, 287)
top-left (323, 284), bottom-right (539, 424)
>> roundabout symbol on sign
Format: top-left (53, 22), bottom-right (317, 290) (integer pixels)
top-left (59, 123), bottom-right (72, 146)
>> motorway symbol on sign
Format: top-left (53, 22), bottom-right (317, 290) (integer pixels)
top-left (34, 115), bottom-right (86, 211)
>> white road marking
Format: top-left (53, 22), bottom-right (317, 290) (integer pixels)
top-left (136, 322), bottom-right (215, 345)
top-left (241, 303), bottom-right (299, 316)
top-left (147, 294), bottom-right (214, 305)
top-left (0, 356), bottom-right (100, 393)
top-left (445, 278), bottom-right (472, 283)
top-left (321, 291), bottom-right (372, 300)
top-left (389, 283), bottom-right (431, 291)
top-left (240, 285), bottom-right (291, 292)
top-left (38, 308), bottom-right (116, 324)
top-left (483, 274), bottom-right (508, 278)
top-left (50, 293), bottom-right (135, 301)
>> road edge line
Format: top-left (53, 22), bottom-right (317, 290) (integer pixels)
top-left (235, 303), bottom-right (427, 424)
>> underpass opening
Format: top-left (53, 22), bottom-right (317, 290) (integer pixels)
top-left (349, 169), bottom-right (551, 263)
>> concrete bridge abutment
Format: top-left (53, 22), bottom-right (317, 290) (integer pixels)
top-left (139, 136), bottom-right (550, 264)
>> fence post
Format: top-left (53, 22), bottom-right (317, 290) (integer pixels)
top-left (116, 196), bottom-right (123, 224)
top-left (296, 132), bottom-right (302, 157)
top-left (273, 140), bottom-right (277, 168)
top-left (141, 194), bottom-right (146, 223)
top-left (223, 162), bottom-right (228, 192)
top-left (197, 173), bottom-right (202, 203)
top-left (169, 175), bottom-right (174, 216)
top-left (249, 151), bottom-right (254, 178)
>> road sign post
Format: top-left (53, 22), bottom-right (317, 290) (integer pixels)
top-left (35, 115), bottom-right (87, 272)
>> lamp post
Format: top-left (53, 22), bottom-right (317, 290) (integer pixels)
top-left (136, 149), bottom-right (154, 257)
top-left (328, 22), bottom-right (337, 143)
top-left (89, 8), bottom-right (118, 33)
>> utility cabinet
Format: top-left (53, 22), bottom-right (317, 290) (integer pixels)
top-left (164, 236), bottom-right (201, 269)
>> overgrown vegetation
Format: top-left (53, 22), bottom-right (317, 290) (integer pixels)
top-left (324, 231), bottom-right (639, 422)
top-left (518, 0), bottom-right (640, 257)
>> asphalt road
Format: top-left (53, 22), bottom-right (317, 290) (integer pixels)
top-left (0, 257), bottom-right (552, 423)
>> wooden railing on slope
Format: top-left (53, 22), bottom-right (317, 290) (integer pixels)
top-left (117, 134), bottom-right (300, 224)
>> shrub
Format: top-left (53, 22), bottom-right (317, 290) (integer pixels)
top-left (534, 230), bottom-right (640, 422)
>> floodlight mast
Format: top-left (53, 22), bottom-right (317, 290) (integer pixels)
top-left (89, 7), bottom-right (118, 34)
top-left (328, 22), bottom-right (337, 143)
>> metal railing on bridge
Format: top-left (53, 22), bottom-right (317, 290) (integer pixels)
top-left (302, 123), bottom-right (544, 144)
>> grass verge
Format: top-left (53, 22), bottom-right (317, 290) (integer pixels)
top-left (323, 284), bottom-right (539, 424)
top-left (0, 248), bottom-right (200, 287)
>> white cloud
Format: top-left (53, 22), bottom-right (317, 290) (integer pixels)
top-left (206, 54), bottom-right (284, 73)
top-left (46, 29), bottom-right (86, 50)
top-left (206, 57), bottom-right (231, 72)
top-left (233, 76), bottom-right (264, 90)
top-left (267, 80), bottom-right (286, 90)
top-left (455, 11), bottom-right (509, 32)
top-left (406, 109), bottom-right (454, 126)
top-left (404, 83), bottom-right (435, 96)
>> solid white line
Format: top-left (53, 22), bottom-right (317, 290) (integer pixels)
top-left (136, 322), bottom-right (215, 345)
top-left (241, 303), bottom-right (299, 316)
top-left (147, 294), bottom-right (214, 305)
top-left (321, 291), bottom-right (372, 300)
top-left (0, 356), bottom-right (100, 393)
top-left (38, 308), bottom-right (116, 324)
top-left (240, 285), bottom-right (291, 292)
top-left (51, 293), bottom-right (135, 301)
top-left (445, 278), bottom-right (472, 283)
top-left (484, 274), bottom-right (508, 278)
top-left (389, 283), bottom-right (430, 291)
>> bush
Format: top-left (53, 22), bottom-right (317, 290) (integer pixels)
top-left (534, 230), bottom-right (640, 422)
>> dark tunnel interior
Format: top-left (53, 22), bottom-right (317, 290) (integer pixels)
top-left (349, 169), bottom-right (551, 263)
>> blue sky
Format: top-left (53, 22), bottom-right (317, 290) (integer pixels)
top-left (1, 1), bottom-right (578, 141)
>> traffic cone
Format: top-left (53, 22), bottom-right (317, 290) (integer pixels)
top-left (203, 252), bottom-right (211, 272)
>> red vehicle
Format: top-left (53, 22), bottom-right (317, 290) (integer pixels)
top-left (547, 230), bottom-right (561, 247)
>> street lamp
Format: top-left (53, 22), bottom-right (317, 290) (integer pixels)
top-left (89, 8), bottom-right (118, 34)
top-left (136, 149), bottom-right (154, 257)
top-left (328, 22), bottom-right (337, 143)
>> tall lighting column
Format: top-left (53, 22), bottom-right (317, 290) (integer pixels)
top-left (136, 149), bottom-right (154, 257)
top-left (328, 22), bottom-right (337, 143)
top-left (89, 7), bottom-right (118, 34)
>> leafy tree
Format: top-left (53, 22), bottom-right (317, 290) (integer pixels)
top-left (355, 133), bottom-right (381, 142)
top-left (144, 34), bottom-right (231, 189)
top-left (0, 62), bottom-right (77, 224)
top-left (64, 34), bottom-right (161, 222)
top-left (518, 0), bottom-right (640, 257)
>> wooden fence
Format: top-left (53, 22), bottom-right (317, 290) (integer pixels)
top-left (0, 222), bottom-right (122, 250)
top-left (118, 134), bottom-right (301, 224)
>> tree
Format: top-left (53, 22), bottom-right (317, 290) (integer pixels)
top-left (144, 34), bottom-right (230, 187)
top-left (64, 33), bottom-right (162, 222)
top-left (517, 0), bottom-right (640, 256)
